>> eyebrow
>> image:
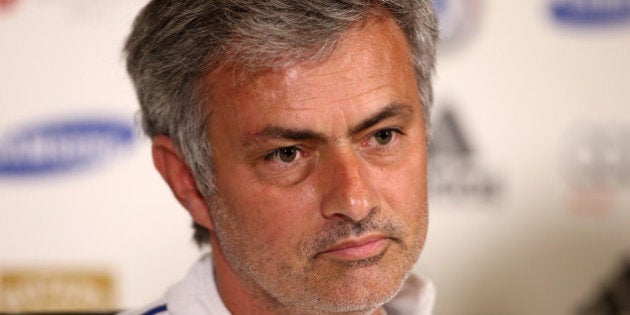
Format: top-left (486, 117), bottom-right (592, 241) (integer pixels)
top-left (243, 102), bottom-right (413, 146)
top-left (247, 127), bottom-right (327, 145)
top-left (349, 102), bottom-right (412, 135)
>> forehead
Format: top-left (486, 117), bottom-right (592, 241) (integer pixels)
top-left (205, 14), bottom-right (418, 132)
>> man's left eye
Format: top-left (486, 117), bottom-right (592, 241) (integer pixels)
top-left (374, 129), bottom-right (393, 145)
top-left (371, 128), bottom-right (400, 145)
top-left (277, 147), bottom-right (298, 162)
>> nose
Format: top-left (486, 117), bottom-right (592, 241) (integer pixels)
top-left (319, 147), bottom-right (378, 222)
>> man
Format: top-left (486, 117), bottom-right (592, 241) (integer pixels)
top-left (122, 0), bottom-right (438, 314)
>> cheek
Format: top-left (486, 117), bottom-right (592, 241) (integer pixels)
top-left (378, 145), bottom-right (427, 214)
top-left (219, 180), bottom-right (320, 247)
top-left (385, 155), bottom-right (428, 249)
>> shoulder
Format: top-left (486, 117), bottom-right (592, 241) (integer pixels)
top-left (116, 253), bottom-right (229, 315)
top-left (384, 272), bottom-right (436, 315)
top-left (116, 300), bottom-right (169, 315)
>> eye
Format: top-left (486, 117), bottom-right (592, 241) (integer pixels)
top-left (373, 129), bottom-right (396, 145)
top-left (278, 147), bottom-right (298, 162)
top-left (265, 146), bottom-right (300, 163)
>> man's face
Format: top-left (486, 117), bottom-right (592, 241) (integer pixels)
top-left (206, 15), bottom-right (428, 314)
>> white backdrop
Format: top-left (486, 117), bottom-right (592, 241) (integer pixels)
top-left (1, 1), bottom-right (629, 314)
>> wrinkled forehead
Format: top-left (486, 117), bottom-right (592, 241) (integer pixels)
top-left (204, 12), bottom-right (414, 106)
top-left (202, 14), bottom-right (420, 147)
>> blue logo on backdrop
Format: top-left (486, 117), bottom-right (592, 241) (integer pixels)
top-left (0, 116), bottom-right (136, 177)
top-left (551, 0), bottom-right (630, 25)
top-left (432, 0), bottom-right (481, 51)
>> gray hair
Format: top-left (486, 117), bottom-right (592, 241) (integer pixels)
top-left (124, 0), bottom-right (438, 246)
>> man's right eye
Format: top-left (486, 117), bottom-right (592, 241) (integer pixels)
top-left (264, 146), bottom-right (300, 164)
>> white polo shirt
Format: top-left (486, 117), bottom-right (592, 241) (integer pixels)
top-left (119, 254), bottom-right (435, 315)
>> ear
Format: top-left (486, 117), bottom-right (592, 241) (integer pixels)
top-left (152, 135), bottom-right (214, 231)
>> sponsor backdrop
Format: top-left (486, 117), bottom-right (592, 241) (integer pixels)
top-left (1, 0), bottom-right (628, 313)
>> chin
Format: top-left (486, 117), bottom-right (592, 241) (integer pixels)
top-left (302, 267), bottom-right (408, 314)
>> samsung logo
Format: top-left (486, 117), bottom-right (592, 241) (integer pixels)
top-left (0, 117), bottom-right (136, 177)
top-left (551, 0), bottom-right (630, 25)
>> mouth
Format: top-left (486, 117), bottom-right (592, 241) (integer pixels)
top-left (315, 234), bottom-right (390, 261)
